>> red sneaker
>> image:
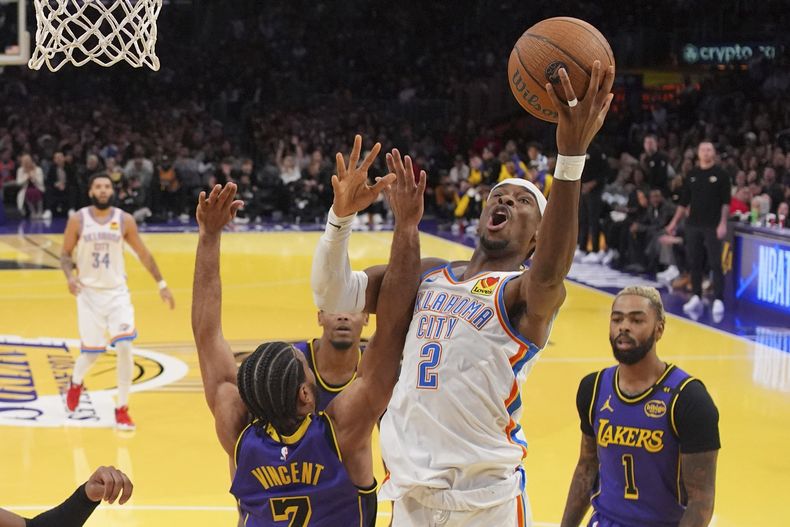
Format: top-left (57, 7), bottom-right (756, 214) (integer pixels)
top-left (115, 406), bottom-right (136, 430)
top-left (66, 382), bottom-right (83, 412)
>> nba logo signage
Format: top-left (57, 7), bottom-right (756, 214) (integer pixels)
top-left (756, 245), bottom-right (790, 308)
top-left (735, 234), bottom-right (790, 315)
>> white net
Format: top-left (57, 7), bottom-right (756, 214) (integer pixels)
top-left (28, 0), bottom-right (162, 71)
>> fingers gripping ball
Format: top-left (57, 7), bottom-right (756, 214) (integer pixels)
top-left (508, 17), bottom-right (615, 122)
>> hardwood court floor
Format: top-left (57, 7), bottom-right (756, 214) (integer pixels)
top-left (0, 231), bottom-right (787, 526)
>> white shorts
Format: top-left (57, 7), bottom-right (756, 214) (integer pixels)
top-left (392, 491), bottom-right (531, 527)
top-left (77, 286), bottom-right (136, 352)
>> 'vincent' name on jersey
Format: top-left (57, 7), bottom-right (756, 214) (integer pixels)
top-left (250, 461), bottom-right (325, 490)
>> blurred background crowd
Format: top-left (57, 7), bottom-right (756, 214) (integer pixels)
top-left (1, 0), bottom-right (788, 298)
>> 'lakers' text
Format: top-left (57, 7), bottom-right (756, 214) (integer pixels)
top-left (597, 419), bottom-right (664, 453)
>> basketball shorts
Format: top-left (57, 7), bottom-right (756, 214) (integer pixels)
top-left (77, 286), bottom-right (136, 352)
top-left (392, 491), bottom-right (531, 527)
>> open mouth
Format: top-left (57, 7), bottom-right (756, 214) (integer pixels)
top-left (487, 206), bottom-right (510, 232)
top-left (335, 325), bottom-right (351, 333)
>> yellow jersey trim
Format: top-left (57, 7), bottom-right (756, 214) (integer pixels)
top-left (265, 414), bottom-right (312, 445)
top-left (234, 421), bottom-right (255, 470)
top-left (321, 411), bottom-right (343, 462)
top-left (670, 376), bottom-right (697, 437)
top-left (309, 339), bottom-right (360, 393)
top-left (614, 363), bottom-right (675, 403)
top-left (676, 451), bottom-right (683, 505)
top-left (357, 481), bottom-right (378, 494)
top-left (589, 370), bottom-right (604, 429)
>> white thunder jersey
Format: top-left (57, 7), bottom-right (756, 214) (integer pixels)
top-left (379, 264), bottom-right (543, 509)
top-left (76, 207), bottom-right (127, 289)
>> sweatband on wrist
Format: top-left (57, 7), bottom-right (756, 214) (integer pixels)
top-left (553, 154), bottom-right (586, 182)
top-left (324, 207), bottom-right (356, 240)
top-left (26, 484), bottom-right (99, 527)
top-left (157, 280), bottom-right (168, 290)
top-left (311, 208), bottom-right (367, 313)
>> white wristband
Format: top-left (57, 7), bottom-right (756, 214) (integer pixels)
top-left (324, 207), bottom-right (356, 241)
top-left (553, 154), bottom-right (586, 182)
top-left (158, 280), bottom-right (168, 290)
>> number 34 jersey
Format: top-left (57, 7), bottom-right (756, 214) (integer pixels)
top-left (379, 265), bottom-right (543, 505)
top-left (75, 207), bottom-right (127, 289)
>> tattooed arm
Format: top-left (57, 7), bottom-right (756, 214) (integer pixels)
top-left (679, 451), bottom-right (718, 527)
top-left (560, 434), bottom-right (598, 527)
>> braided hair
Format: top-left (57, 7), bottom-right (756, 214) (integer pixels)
top-left (237, 341), bottom-right (306, 436)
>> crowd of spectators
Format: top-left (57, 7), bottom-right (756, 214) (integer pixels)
top-left (0, 1), bottom-right (788, 305)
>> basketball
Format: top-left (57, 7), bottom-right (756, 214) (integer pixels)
top-left (508, 17), bottom-right (615, 122)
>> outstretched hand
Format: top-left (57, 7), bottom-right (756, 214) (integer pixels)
top-left (545, 60), bottom-right (615, 156)
top-left (84, 465), bottom-right (134, 505)
top-left (196, 183), bottom-right (244, 236)
top-left (331, 135), bottom-right (397, 217)
top-left (384, 149), bottom-right (426, 228)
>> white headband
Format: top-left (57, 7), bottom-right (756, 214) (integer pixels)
top-left (490, 178), bottom-right (548, 216)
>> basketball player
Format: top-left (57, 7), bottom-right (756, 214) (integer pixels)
top-left (0, 465), bottom-right (132, 527)
top-left (192, 170), bottom-right (423, 525)
top-left (311, 62), bottom-right (615, 526)
top-left (61, 174), bottom-right (175, 430)
top-left (293, 311), bottom-right (368, 411)
top-left (560, 286), bottom-right (720, 527)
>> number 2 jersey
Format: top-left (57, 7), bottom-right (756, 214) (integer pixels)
top-left (75, 207), bottom-right (127, 289)
top-left (379, 264), bottom-right (543, 507)
top-left (231, 412), bottom-right (376, 527)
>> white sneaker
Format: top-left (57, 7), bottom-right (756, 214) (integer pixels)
top-left (683, 295), bottom-right (703, 314)
top-left (581, 251), bottom-right (605, 264)
top-left (657, 265), bottom-right (680, 283)
top-left (42, 210), bottom-right (52, 220)
top-left (574, 248), bottom-right (586, 262)
top-left (712, 299), bottom-right (725, 320)
top-left (601, 249), bottom-right (618, 266)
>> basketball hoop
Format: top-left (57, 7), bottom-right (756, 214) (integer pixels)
top-left (28, 0), bottom-right (162, 72)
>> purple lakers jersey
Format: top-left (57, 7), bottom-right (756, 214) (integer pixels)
top-left (231, 412), bottom-right (376, 527)
top-left (293, 340), bottom-right (360, 412)
top-left (589, 364), bottom-right (692, 527)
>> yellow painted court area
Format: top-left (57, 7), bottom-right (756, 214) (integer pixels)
top-left (0, 231), bottom-right (787, 526)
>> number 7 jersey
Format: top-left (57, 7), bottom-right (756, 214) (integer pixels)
top-left (379, 264), bottom-right (543, 505)
top-left (75, 207), bottom-right (127, 289)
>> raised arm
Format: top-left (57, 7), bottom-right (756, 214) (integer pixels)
top-left (326, 152), bottom-right (425, 481)
top-left (191, 183), bottom-right (247, 456)
top-left (61, 213), bottom-right (82, 296)
top-left (518, 62), bottom-right (615, 345)
top-left (122, 214), bottom-right (175, 309)
top-left (310, 135), bottom-right (396, 313)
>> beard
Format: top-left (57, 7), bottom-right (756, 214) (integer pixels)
top-left (329, 339), bottom-right (354, 351)
top-left (91, 195), bottom-right (112, 210)
top-left (610, 332), bottom-right (656, 365)
top-left (480, 234), bottom-right (509, 252)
